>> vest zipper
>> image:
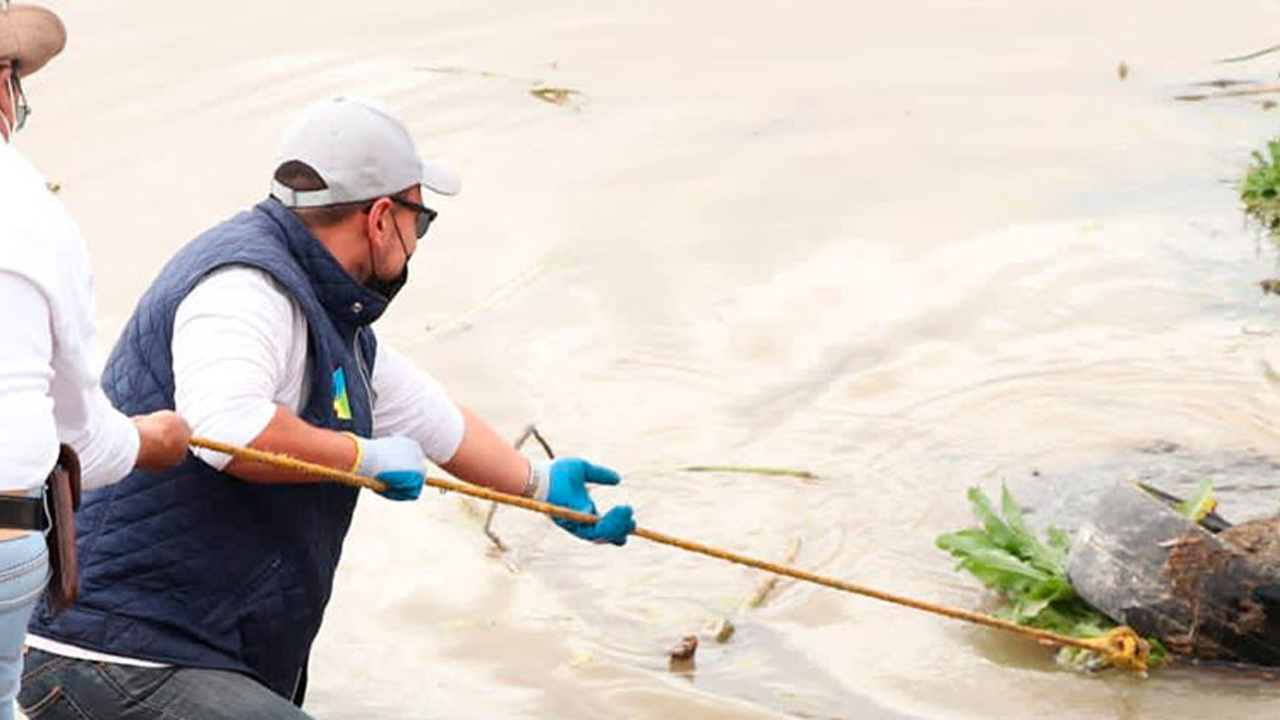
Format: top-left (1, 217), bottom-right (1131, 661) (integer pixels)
top-left (290, 667), bottom-right (305, 705)
top-left (351, 328), bottom-right (375, 412)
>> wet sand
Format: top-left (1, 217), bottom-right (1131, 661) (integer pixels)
top-left (17, 0), bottom-right (1280, 717)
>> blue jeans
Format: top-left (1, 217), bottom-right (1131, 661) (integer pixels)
top-left (0, 532), bottom-right (50, 720)
top-left (18, 649), bottom-right (314, 720)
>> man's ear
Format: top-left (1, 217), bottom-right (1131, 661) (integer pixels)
top-left (365, 198), bottom-right (393, 249)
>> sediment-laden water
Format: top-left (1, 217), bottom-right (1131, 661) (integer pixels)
top-left (20, 1), bottom-right (1280, 717)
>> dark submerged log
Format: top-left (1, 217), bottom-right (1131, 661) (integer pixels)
top-left (1067, 482), bottom-right (1280, 665)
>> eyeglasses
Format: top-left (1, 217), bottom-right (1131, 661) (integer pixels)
top-left (389, 196), bottom-right (437, 239)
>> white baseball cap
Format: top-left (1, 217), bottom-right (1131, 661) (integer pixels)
top-left (270, 96), bottom-right (460, 208)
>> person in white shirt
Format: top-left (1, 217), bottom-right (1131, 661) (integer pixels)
top-left (0, 4), bottom-right (191, 720)
top-left (21, 97), bottom-right (635, 719)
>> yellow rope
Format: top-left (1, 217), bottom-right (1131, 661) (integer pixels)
top-left (189, 435), bottom-right (1151, 671)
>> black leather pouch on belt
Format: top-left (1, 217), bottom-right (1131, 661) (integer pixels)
top-left (44, 444), bottom-right (81, 617)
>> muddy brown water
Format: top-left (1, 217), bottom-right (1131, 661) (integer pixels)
top-left (17, 0), bottom-right (1280, 718)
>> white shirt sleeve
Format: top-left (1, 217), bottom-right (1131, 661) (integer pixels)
top-left (68, 384), bottom-right (142, 491)
top-left (371, 342), bottom-right (464, 466)
top-left (0, 271), bottom-right (61, 489)
top-left (49, 243), bottom-right (141, 490)
top-left (0, 272), bottom-right (139, 491)
top-left (0, 144), bottom-right (139, 491)
top-left (173, 266), bottom-right (307, 471)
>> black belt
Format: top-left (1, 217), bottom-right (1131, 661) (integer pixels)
top-left (0, 495), bottom-right (47, 531)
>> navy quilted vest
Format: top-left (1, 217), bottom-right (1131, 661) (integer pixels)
top-left (29, 199), bottom-right (389, 702)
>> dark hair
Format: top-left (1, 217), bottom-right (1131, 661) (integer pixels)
top-left (272, 161), bottom-right (366, 228)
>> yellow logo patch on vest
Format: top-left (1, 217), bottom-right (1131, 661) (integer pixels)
top-left (332, 367), bottom-right (353, 420)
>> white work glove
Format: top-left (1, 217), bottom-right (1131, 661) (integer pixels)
top-left (351, 435), bottom-right (425, 501)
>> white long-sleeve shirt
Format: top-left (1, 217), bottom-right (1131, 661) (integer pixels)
top-left (0, 142), bottom-right (139, 492)
top-left (29, 243), bottom-right (468, 668)
top-left (173, 265), bottom-right (464, 470)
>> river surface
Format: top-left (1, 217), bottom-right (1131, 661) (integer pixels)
top-left (19, 1), bottom-right (1280, 718)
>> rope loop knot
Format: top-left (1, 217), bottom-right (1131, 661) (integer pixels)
top-left (1080, 626), bottom-right (1150, 672)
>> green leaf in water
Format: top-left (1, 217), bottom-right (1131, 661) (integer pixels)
top-left (1175, 479), bottom-right (1217, 522)
top-left (938, 485), bottom-right (1165, 671)
top-left (1218, 43), bottom-right (1280, 63)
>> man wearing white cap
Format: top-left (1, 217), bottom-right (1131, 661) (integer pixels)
top-left (21, 96), bottom-right (636, 719)
top-left (0, 2), bottom-right (192, 719)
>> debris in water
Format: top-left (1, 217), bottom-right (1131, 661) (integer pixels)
top-left (937, 484), bottom-right (1168, 671)
top-left (1193, 78), bottom-right (1251, 89)
top-left (1136, 481), bottom-right (1231, 532)
top-left (682, 465), bottom-right (818, 481)
top-left (1069, 482), bottom-right (1280, 667)
top-left (1138, 439), bottom-right (1180, 455)
top-left (1174, 478), bottom-right (1217, 523)
top-left (1176, 82), bottom-right (1280, 102)
top-left (1117, 61), bottom-right (1129, 81)
top-left (417, 66), bottom-right (587, 111)
top-left (530, 86), bottom-right (581, 108)
top-left (668, 635), bottom-right (698, 662)
top-left (45, 181), bottom-right (60, 194)
top-left (709, 617), bottom-right (736, 643)
top-left (458, 495), bottom-right (509, 553)
top-left (1241, 140), bottom-right (1280, 235)
top-left (475, 424), bottom-right (558, 555)
top-left (1220, 515), bottom-right (1280, 562)
top-left (1218, 43), bottom-right (1280, 64)
top-left (482, 503), bottom-right (508, 553)
top-left (745, 537), bottom-right (803, 609)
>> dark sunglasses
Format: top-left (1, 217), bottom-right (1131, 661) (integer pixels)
top-left (389, 196), bottom-right (437, 239)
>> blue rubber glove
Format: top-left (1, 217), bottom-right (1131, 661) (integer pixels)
top-left (353, 435), bottom-right (426, 501)
top-left (532, 458), bottom-right (636, 545)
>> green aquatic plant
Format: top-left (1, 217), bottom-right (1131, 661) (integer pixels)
top-left (1175, 478), bottom-right (1217, 522)
top-left (681, 465), bottom-right (818, 481)
top-left (1219, 43), bottom-right (1280, 63)
top-left (937, 485), bottom-right (1165, 670)
top-left (1241, 139), bottom-right (1280, 234)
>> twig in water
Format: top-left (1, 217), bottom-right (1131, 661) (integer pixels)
top-left (745, 537), bottom-right (803, 609)
top-left (1176, 83), bottom-right (1280, 101)
top-left (482, 425), bottom-right (558, 552)
top-left (700, 537), bottom-right (802, 648)
top-left (514, 425), bottom-right (556, 460)
top-left (682, 465), bottom-right (818, 481)
top-left (1218, 44), bottom-right (1280, 64)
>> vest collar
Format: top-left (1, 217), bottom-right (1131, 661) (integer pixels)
top-left (255, 199), bottom-right (390, 326)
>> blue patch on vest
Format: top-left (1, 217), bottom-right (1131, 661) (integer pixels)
top-left (332, 367), bottom-right (353, 420)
